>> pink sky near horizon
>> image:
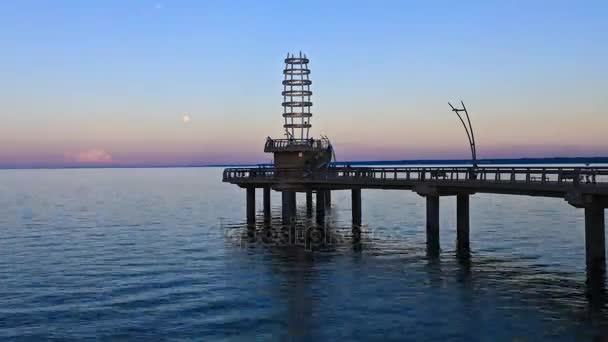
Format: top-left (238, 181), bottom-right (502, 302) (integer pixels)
top-left (2, 96), bottom-right (607, 167)
top-left (2, 138), bottom-right (607, 167)
top-left (2, 97), bottom-right (607, 167)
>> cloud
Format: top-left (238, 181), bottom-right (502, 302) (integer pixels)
top-left (64, 149), bottom-right (113, 164)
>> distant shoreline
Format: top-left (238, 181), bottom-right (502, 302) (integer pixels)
top-left (1, 157), bottom-right (607, 170)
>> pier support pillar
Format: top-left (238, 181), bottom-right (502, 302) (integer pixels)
top-left (263, 187), bottom-right (271, 222)
top-left (282, 191), bottom-right (296, 225)
top-left (566, 193), bottom-right (608, 286)
top-left (246, 187), bottom-right (256, 225)
top-left (316, 190), bottom-right (326, 225)
top-left (325, 190), bottom-right (331, 209)
top-left (306, 191), bottom-right (313, 217)
top-left (352, 189), bottom-right (362, 227)
top-left (426, 195), bottom-right (440, 255)
top-left (456, 194), bottom-right (470, 251)
top-left (585, 201), bottom-right (606, 271)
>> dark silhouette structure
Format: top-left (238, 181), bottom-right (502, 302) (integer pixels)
top-left (223, 53), bottom-right (608, 283)
top-left (259, 52), bottom-right (334, 225)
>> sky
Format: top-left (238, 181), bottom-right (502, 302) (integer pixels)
top-left (1, 0), bottom-right (607, 167)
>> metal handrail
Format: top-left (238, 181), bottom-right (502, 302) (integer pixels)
top-left (264, 138), bottom-right (329, 151)
top-left (223, 166), bottom-right (608, 186)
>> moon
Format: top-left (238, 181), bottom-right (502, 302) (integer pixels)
top-left (182, 114), bottom-right (191, 123)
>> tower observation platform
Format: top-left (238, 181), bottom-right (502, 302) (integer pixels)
top-left (222, 52), bottom-right (608, 285)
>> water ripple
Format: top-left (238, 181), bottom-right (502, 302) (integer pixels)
top-left (0, 168), bottom-right (607, 340)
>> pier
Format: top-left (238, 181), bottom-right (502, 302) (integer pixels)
top-left (221, 52), bottom-right (608, 281)
top-left (223, 166), bottom-right (608, 270)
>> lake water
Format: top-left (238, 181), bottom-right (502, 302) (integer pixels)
top-left (1, 167), bottom-right (607, 341)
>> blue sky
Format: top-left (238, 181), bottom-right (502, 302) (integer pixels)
top-left (1, 0), bottom-right (607, 166)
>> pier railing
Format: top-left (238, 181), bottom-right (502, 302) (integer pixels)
top-left (264, 138), bottom-right (329, 152)
top-left (223, 166), bottom-right (608, 186)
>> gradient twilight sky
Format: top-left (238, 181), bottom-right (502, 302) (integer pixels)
top-left (1, 0), bottom-right (607, 167)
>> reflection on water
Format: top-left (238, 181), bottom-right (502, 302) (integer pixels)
top-left (0, 167), bottom-right (607, 340)
top-left (224, 202), bottom-right (608, 340)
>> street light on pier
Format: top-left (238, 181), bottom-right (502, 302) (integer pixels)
top-left (448, 101), bottom-right (478, 168)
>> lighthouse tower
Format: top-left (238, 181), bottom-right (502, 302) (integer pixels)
top-left (264, 52), bottom-right (333, 170)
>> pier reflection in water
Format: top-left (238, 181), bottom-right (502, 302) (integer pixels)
top-left (222, 188), bottom-right (608, 340)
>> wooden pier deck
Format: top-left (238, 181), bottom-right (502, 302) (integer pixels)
top-left (224, 166), bottom-right (608, 197)
top-left (223, 165), bottom-right (608, 273)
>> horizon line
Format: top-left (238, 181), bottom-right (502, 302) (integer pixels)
top-left (1, 156), bottom-right (607, 171)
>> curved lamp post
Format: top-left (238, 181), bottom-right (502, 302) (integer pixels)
top-left (448, 101), bottom-right (478, 168)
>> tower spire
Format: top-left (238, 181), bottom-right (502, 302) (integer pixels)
top-left (282, 52), bottom-right (312, 140)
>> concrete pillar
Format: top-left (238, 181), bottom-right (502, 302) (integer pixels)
top-left (263, 186), bottom-right (271, 222)
top-left (426, 195), bottom-right (440, 255)
top-left (316, 190), bottom-right (326, 225)
top-left (306, 191), bottom-right (313, 217)
top-left (456, 194), bottom-right (470, 251)
top-left (325, 190), bottom-right (331, 209)
top-left (352, 189), bottom-right (362, 227)
top-left (282, 191), bottom-right (296, 225)
top-left (246, 187), bottom-right (255, 225)
top-left (585, 201), bottom-right (605, 270)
